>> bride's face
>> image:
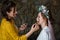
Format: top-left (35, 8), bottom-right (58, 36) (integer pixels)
top-left (36, 12), bottom-right (44, 25)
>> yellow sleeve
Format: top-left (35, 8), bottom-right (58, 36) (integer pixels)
top-left (2, 20), bottom-right (27, 40)
top-left (0, 25), bottom-right (2, 40)
top-left (19, 35), bottom-right (27, 40)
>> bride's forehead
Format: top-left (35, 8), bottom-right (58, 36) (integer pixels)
top-left (38, 13), bottom-right (41, 16)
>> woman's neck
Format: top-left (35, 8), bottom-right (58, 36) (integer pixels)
top-left (41, 22), bottom-right (47, 29)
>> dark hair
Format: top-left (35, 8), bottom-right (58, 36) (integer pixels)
top-left (1, 0), bottom-right (16, 21)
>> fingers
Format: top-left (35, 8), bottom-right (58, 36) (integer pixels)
top-left (32, 23), bottom-right (38, 28)
top-left (31, 23), bottom-right (39, 30)
top-left (21, 24), bottom-right (27, 28)
top-left (19, 24), bottom-right (27, 31)
top-left (31, 24), bottom-right (35, 28)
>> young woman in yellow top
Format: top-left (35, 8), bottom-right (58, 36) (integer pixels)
top-left (0, 0), bottom-right (39, 40)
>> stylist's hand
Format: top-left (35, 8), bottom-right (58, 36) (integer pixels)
top-left (26, 23), bottom-right (39, 38)
top-left (30, 23), bottom-right (39, 33)
top-left (19, 24), bottom-right (27, 31)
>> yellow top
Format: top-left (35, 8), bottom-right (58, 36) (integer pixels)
top-left (0, 18), bottom-right (27, 40)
